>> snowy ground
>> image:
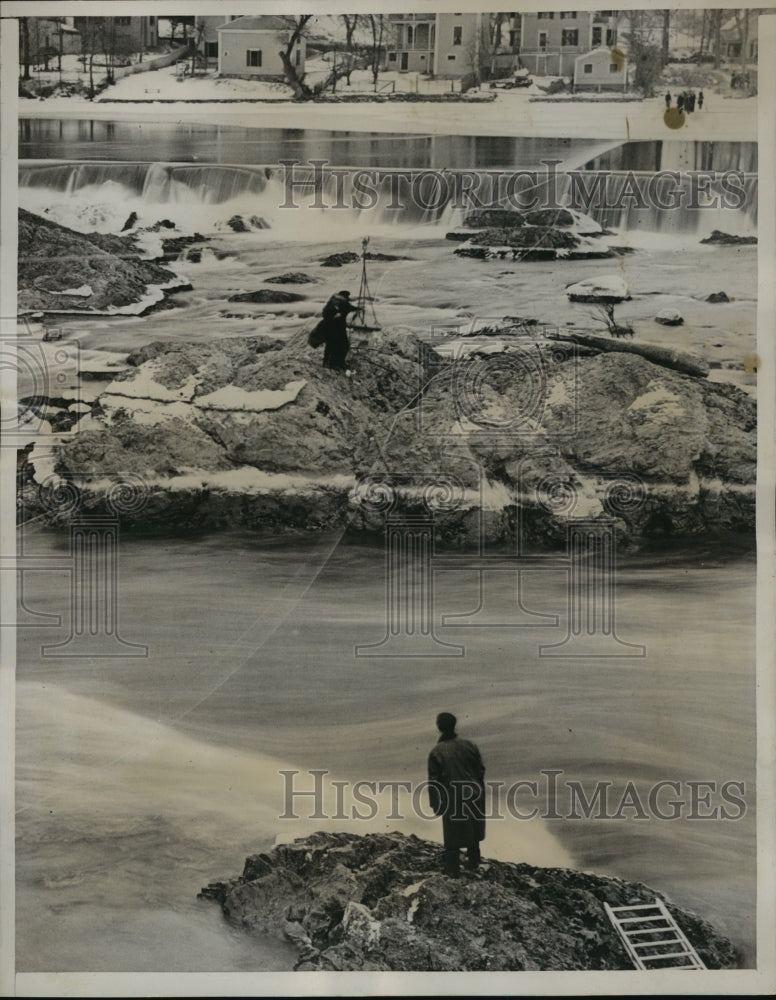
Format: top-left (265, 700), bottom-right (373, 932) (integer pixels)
top-left (19, 81), bottom-right (756, 142)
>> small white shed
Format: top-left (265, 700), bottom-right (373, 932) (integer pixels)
top-left (573, 47), bottom-right (627, 92)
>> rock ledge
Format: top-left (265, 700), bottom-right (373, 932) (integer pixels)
top-left (199, 830), bottom-right (741, 972)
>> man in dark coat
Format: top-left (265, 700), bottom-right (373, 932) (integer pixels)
top-left (427, 712), bottom-right (486, 877)
top-left (664, 91), bottom-right (671, 109)
top-left (321, 289), bottom-right (358, 372)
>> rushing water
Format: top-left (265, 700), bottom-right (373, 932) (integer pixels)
top-left (15, 530), bottom-right (756, 971)
top-left (14, 119), bottom-right (760, 973)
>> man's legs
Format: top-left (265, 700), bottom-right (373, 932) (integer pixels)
top-left (443, 847), bottom-right (460, 877)
top-left (466, 841), bottom-right (481, 871)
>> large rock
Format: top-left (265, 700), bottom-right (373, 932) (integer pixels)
top-left (566, 275), bottom-right (630, 303)
top-left (21, 332), bottom-right (755, 547)
top-left (199, 831), bottom-right (741, 972)
top-left (227, 289), bottom-right (306, 304)
top-left (18, 209), bottom-right (179, 313)
top-left (700, 230), bottom-right (757, 246)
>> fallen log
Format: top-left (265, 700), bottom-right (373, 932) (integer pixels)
top-left (550, 331), bottom-right (710, 378)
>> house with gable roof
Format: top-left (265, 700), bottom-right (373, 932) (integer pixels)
top-left (216, 14), bottom-right (306, 79)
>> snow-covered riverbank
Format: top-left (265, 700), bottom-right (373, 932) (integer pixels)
top-left (19, 87), bottom-right (757, 142)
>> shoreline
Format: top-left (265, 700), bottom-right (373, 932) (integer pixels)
top-left (17, 93), bottom-right (757, 142)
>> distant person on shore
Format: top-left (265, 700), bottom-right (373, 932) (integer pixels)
top-left (698, 90), bottom-right (704, 110)
top-left (427, 712), bottom-right (486, 878)
top-left (321, 289), bottom-right (357, 373)
top-left (664, 91), bottom-right (671, 109)
top-left (677, 92), bottom-right (685, 112)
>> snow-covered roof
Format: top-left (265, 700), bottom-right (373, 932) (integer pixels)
top-left (216, 15), bottom-right (292, 33)
top-left (574, 46), bottom-right (626, 63)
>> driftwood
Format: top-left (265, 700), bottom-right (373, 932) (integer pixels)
top-left (551, 331), bottom-right (710, 378)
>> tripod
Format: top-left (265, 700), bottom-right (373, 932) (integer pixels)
top-left (350, 237), bottom-right (380, 331)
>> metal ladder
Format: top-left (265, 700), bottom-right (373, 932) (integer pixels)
top-left (604, 899), bottom-right (707, 970)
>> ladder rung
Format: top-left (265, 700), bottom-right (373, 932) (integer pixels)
top-left (627, 928), bottom-right (679, 936)
top-left (641, 950), bottom-right (697, 961)
top-left (610, 903), bottom-right (667, 912)
top-left (617, 915), bottom-right (670, 924)
top-left (632, 938), bottom-right (684, 949)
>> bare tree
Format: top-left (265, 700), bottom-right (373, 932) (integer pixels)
top-left (712, 9), bottom-right (723, 70)
top-left (733, 8), bottom-right (752, 69)
top-left (623, 10), bottom-right (663, 96)
top-left (79, 16), bottom-right (102, 99)
top-left (341, 14), bottom-right (359, 85)
top-left (488, 12), bottom-right (507, 77)
top-left (661, 10), bottom-right (671, 66)
top-left (366, 14), bottom-right (385, 91)
top-left (278, 15), bottom-right (314, 98)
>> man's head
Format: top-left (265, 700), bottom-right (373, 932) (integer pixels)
top-left (436, 712), bottom-right (457, 736)
top-left (338, 290), bottom-right (351, 298)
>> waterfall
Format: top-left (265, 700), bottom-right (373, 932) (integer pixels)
top-left (19, 159), bottom-right (758, 241)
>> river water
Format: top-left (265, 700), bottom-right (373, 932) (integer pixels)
top-left (16, 531), bottom-right (756, 971)
top-left (14, 119), bottom-right (759, 973)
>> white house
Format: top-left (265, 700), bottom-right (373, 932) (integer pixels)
top-left (384, 12), bottom-right (490, 79)
top-left (216, 15), bottom-right (305, 80)
top-left (573, 46), bottom-right (626, 92)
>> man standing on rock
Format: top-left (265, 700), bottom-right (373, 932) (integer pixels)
top-left (321, 289), bottom-right (358, 373)
top-left (427, 712), bottom-right (486, 878)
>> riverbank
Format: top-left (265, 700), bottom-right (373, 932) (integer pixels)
top-left (18, 90), bottom-right (757, 142)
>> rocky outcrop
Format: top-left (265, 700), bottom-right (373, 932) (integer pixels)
top-left (321, 252), bottom-right (360, 267)
top-left (198, 831), bottom-right (741, 972)
top-left (655, 309), bottom-right (684, 326)
top-left (227, 289), bottom-right (306, 304)
top-left (700, 230), bottom-right (757, 246)
top-left (706, 291), bottom-right (731, 303)
top-left (20, 329), bottom-right (755, 546)
top-left (266, 272), bottom-right (318, 284)
top-left (18, 209), bottom-right (181, 314)
top-left (566, 275), bottom-right (630, 303)
top-left (450, 207), bottom-right (612, 262)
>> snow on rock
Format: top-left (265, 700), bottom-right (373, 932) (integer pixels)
top-left (655, 308), bottom-right (684, 326)
top-left (196, 380), bottom-right (307, 412)
top-left (23, 332), bottom-right (756, 547)
top-left (56, 284), bottom-right (93, 297)
top-left (565, 275), bottom-right (630, 302)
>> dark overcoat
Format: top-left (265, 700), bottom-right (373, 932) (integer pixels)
top-left (427, 735), bottom-right (486, 849)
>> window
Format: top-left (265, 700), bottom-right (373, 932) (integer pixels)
top-left (561, 29), bottom-right (579, 46)
top-left (389, 52), bottom-right (397, 61)
top-left (592, 26), bottom-right (602, 46)
top-left (583, 63), bottom-right (593, 73)
top-left (295, 47), bottom-right (300, 65)
top-left (246, 49), bottom-right (262, 67)
top-left (561, 11), bottom-right (577, 18)
top-left (537, 12), bottom-right (555, 19)
top-left (598, 11), bottom-right (613, 16)
top-left (447, 54), bottom-right (456, 60)
top-left (117, 17), bottom-right (131, 26)
top-left (205, 41), bottom-right (218, 58)
top-left (609, 62), bottom-right (619, 72)
top-left (149, 16), bottom-right (156, 25)
top-left (509, 29), bottom-right (518, 48)
top-left (453, 26), bottom-right (462, 45)
top-left (407, 26), bottom-right (413, 44)
top-left (606, 28), bottom-right (616, 46)
top-left (538, 31), bottom-right (548, 51)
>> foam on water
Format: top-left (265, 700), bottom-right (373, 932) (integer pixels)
top-left (16, 679), bottom-right (572, 972)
